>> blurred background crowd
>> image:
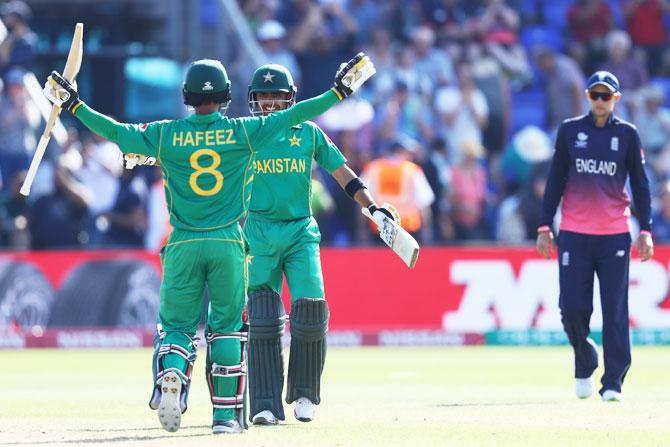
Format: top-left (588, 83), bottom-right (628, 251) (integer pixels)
top-left (1, 0), bottom-right (670, 250)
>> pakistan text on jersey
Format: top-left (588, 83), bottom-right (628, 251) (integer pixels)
top-left (575, 158), bottom-right (617, 176)
top-left (172, 130), bottom-right (236, 147)
top-left (254, 158), bottom-right (307, 174)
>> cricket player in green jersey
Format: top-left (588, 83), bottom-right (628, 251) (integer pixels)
top-left (43, 54), bottom-right (376, 434)
top-left (243, 64), bottom-right (396, 425)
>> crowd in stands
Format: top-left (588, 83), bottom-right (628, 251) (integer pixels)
top-left (1, 0), bottom-right (670, 250)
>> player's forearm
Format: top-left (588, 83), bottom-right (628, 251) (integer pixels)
top-left (333, 164), bottom-right (375, 208)
top-left (74, 103), bottom-right (120, 142)
top-left (285, 90), bottom-right (340, 127)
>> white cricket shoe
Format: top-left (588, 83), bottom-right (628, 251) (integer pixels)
top-left (602, 390), bottom-right (623, 402)
top-left (575, 376), bottom-right (595, 399)
top-left (158, 371), bottom-right (182, 432)
top-left (212, 419), bottom-right (243, 434)
top-left (294, 397), bottom-right (316, 422)
top-left (252, 410), bottom-right (278, 425)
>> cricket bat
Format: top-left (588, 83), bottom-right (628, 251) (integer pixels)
top-left (20, 23), bottom-right (84, 197)
top-left (362, 203), bottom-right (420, 269)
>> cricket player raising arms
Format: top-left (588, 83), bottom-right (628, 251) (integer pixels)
top-left (243, 64), bottom-right (396, 425)
top-left (43, 54), bottom-right (375, 434)
top-left (537, 71), bottom-right (653, 403)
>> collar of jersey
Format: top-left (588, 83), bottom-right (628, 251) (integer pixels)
top-left (587, 111), bottom-right (616, 127)
top-left (187, 112), bottom-right (222, 124)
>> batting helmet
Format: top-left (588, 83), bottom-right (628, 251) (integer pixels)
top-left (182, 59), bottom-right (232, 108)
top-left (248, 64), bottom-right (296, 115)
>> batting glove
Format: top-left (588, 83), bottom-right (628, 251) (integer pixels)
top-left (332, 52), bottom-right (376, 100)
top-left (43, 71), bottom-right (81, 112)
top-left (123, 153), bottom-right (157, 170)
top-left (368, 202), bottom-right (400, 228)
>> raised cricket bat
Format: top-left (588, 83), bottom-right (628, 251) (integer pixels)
top-left (362, 204), bottom-right (420, 269)
top-left (20, 23), bottom-right (84, 197)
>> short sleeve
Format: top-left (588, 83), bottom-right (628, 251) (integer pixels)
top-left (313, 126), bottom-right (346, 174)
top-left (116, 121), bottom-right (165, 157)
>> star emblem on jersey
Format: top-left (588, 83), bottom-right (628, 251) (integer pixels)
top-left (263, 71), bottom-right (275, 83)
top-left (289, 135), bottom-right (301, 147)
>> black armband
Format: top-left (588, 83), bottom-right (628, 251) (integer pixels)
top-left (344, 177), bottom-right (366, 199)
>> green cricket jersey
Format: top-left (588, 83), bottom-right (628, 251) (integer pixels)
top-left (249, 121), bottom-right (346, 220)
top-left (74, 90), bottom-right (340, 231)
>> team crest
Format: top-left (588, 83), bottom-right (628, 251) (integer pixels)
top-left (575, 132), bottom-right (588, 149)
top-left (202, 81), bottom-right (214, 91)
top-left (610, 137), bottom-right (619, 151)
top-left (263, 71), bottom-right (275, 83)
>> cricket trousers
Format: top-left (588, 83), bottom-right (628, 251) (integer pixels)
top-left (557, 231), bottom-right (632, 394)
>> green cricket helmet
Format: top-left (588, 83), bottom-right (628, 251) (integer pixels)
top-left (248, 64), bottom-right (296, 115)
top-left (182, 59), bottom-right (232, 109)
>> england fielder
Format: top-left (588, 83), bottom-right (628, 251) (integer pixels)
top-left (243, 64), bottom-right (395, 425)
top-left (43, 54), bottom-right (375, 433)
top-left (537, 71), bottom-right (653, 402)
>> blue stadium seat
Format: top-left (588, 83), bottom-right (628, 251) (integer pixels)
top-left (543, 0), bottom-right (571, 30)
top-left (511, 88), bottom-right (547, 133)
top-left (650, 77), bottom-right (670, 108)
top-left (520, 26), bottom-right (564, 53)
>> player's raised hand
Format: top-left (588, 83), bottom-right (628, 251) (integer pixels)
top-left (123, 153), bottom-right (157, 170)
top-left (332, 52), bottom-right (376, 100)
top-left (43, 71), bottom-right (81, 112)
top-left (636, 231), bottom-right (654, 262)
top-left (536, 228), bottom-right (555, 259)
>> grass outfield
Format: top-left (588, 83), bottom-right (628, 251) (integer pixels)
top-left (1, 347), bottom-right (669, 447)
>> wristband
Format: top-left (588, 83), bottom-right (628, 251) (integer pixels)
top-left (640, 230), bottom-right (652, 237)
top-left (537, 225), bottom-right (552, 233)
top-left (344, 177), bottom-right (366, 199)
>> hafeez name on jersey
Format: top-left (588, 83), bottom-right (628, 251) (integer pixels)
top-left (575, 157), bottom-right (617, 176)
top-left (172, 129), bottom-right (237, 147)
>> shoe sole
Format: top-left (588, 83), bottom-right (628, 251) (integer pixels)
top-left (158, 372), bottom-right (182, 432)
top-left (212, 425), bottom-right (243, 434)
top-left (252, 416), bottom-right (278, 425)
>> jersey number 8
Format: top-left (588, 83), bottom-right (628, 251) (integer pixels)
top-left (189, 149), bottom-right (223, 196)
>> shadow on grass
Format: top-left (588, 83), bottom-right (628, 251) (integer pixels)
top-left (67, 425), bottom-right (211, 432)
top-left (437, 402), bottom-right (553, 407)
top-left (2, 430), bottom-right (213, 445)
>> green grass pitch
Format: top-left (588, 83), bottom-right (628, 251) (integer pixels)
top-left (1, 346), bottom-right (669, 446)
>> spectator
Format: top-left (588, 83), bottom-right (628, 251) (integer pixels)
top-left (631, 84), bottom-right (670, 155)
top-left (0, 0), bottom-right (36, 76)
top-left (651, 180), bottom-right (670, 241)
top-left (567, 0), bottom-right (614, 72)
top-left (0, 168), bottom-right (28, 249)
top-left (534, 46), bottom-right (585, 135)
top-left (145, 165), bottom-right (170, 251)
top-left (410, 26), bottom-right (455, 90)
top-left (422, 137), bottom-right (453, 242)
top-left (256, 20), bottom-right (302, 85)
top-left (285, 0), bottom-right (357, 99)
top-left (102, 168), bottom-right (148, 247)
top-left (449, 140), bottom-right (489, 241)
top-left (500, 125), bottom-right (552, 194)
top-left (623, 0), bottom-right (670, 75)
top-left (27, 155), bottom-right (93, 249)
top-left (472, 0), bottom-right (532, 87)
top-left (361, 137), bottom-right (435, 242)
top-left (420, 0), bottom-right (473, 45)
top-left (434, 62), bottom-right (489, 163)
top-left (497, 161), bottom-right (551, 243)
top-left (467, 41), bottom-right (511, 155)
top-left (376, 78), bottom-right (433, 148)
top-left (599, 29), bottom-right (648, 118)
top-left (0, 67), bottom-right (39, 191)
top-left (345, 0), bottom-right (383, 46)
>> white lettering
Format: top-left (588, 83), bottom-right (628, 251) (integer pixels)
top-left (575, 158), bottom-right (617, 176)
